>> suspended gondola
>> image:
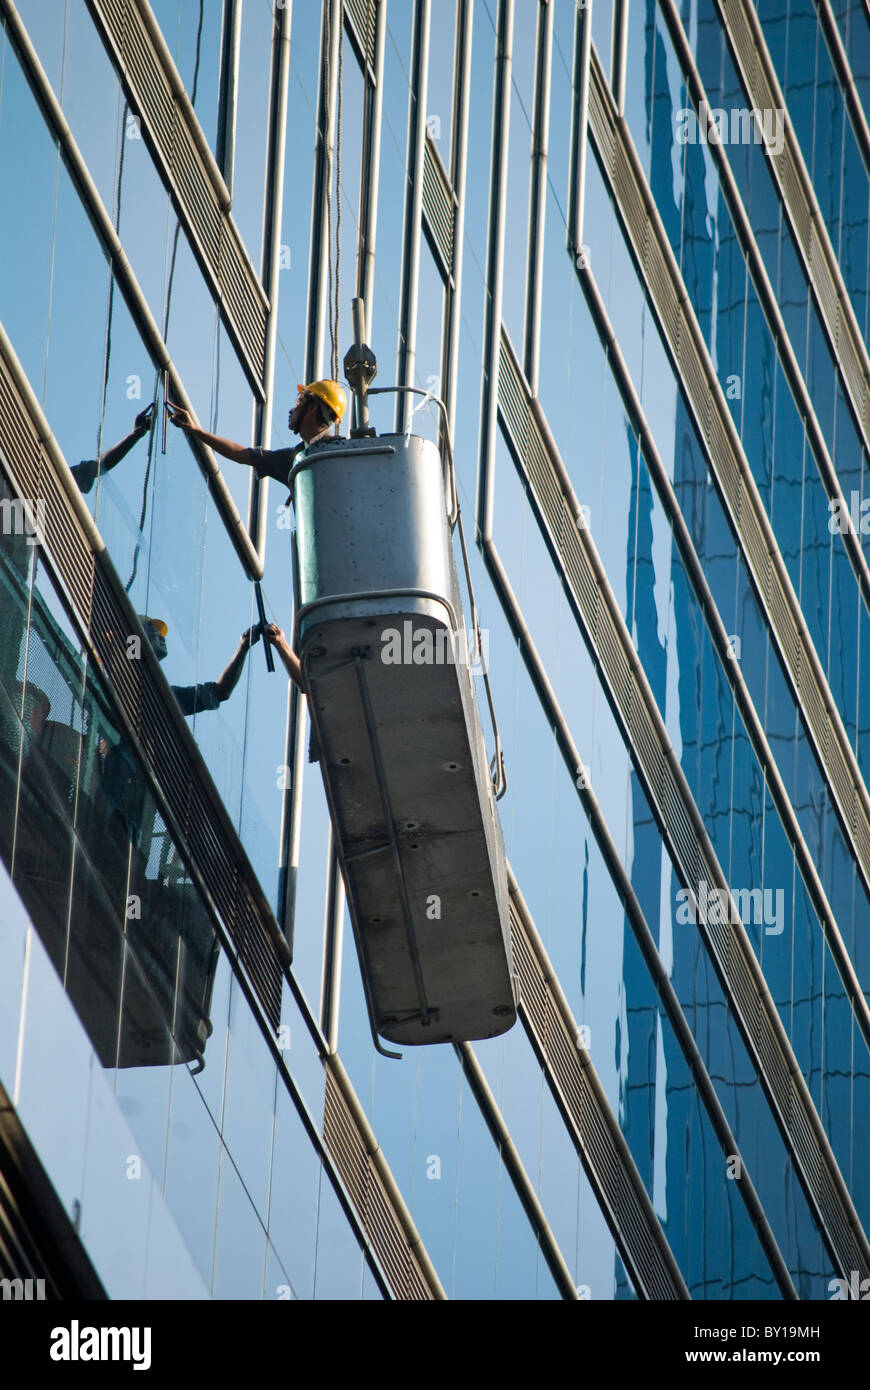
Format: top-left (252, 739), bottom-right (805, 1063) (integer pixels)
top-left (290, 301), bottom-right (516, 1054)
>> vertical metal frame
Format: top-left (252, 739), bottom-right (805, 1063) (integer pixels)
top-left (282, 0), bottom-right (342, 953)
top-left (216, 0), bottom-right (244, 188)
top-left (320, 826), bottom-right (345, 1048)
top-left (395, 0), bottom-right (432, 431)
top-left (568, 0), bottom-right (593, 258)
top-left (477, 0), bottom-right (513, 540)
top-left (357, 0), bottom-right (387, 340)
top-left (442, 0), bottom-right (473, 439)
top-left (523, 0), bottom-right (553, 393)
top-left (610, 0), bottom-right (628, 115)
top-left (250, 0), bottom-right (293, 557)
top-left (306, 0), bottom-right (343, 381)
top-left (316, 0), bottom-right (387, 1042)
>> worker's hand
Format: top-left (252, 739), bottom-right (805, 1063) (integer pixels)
top-left (241, 624), bottom-right (261, 649)
top-left (167, 404), bottom-right (195, 432)
top-left (265, 624), bottom-right (305, 692)
top-left (134, 403), bottom-right (155, 433)
top-left (264, 622), bottom-right (289, 655)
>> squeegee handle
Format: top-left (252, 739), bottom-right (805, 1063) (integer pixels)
top-left (254, 581), bottom-right (275, 673)
top-left (162, 371), bottom-right (169, 455)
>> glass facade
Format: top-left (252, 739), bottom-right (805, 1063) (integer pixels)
top-left (0, 0), bottom-right (868, 1302)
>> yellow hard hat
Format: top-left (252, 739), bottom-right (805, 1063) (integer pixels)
top-left (298, 379), bottom-right (346, 422)
top-left (139, 615), bottom-right (168, 637)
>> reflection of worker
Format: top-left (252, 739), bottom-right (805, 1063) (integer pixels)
top-left (139, 616), bottom-right (262, 716)
top-left (71, 405), bottom-right (155, 494)
top-left (97, 620), bottom-right (259, 854)
top-left (25, 686), bottom-right (51, 738)
top-left (166, 380), bottom-right (346, 491)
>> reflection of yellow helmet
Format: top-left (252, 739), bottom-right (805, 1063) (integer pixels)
top-left (298, 379), bottom-right (346, 422)
top-left (138, 615), bottom-right (168, 637)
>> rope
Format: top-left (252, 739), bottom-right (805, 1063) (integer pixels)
top-left (324, 1), bottom-right (335, 377)
top-left (334, 0), bottom-right (343, 380)
top-left (323, 1), bottom-right (344, 380)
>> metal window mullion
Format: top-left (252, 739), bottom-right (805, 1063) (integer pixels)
top-left (249, 1), bottom-right (292, 559)
top-left (523, 0), bottom-right (553, 393)
top-left (319, 826), bottom-right (345, 1051)
top-left (306, 0), bottom-right (343, 382)
top-left (279, 676), bottom-right (307, 959)
top-left (442, 0), bottom-right (472, 439)
top-left (453, 1041), bottom-right (582, 1300)
top-left (395, 0), bottom-right (431, 432)
top-left (356, 0), bottom-right (386, 342)
top-left (215, 0), bottom-right (243, 189)
top-left (568, 0), bottom-right (593, 258)
top-left (288, 0), bottom-right (342, 978)
top-left (478, 0), bottom-right (513, 540)
top-left (610, 0), bottom-right (628, 116)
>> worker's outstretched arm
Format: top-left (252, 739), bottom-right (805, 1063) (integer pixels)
top-left (71, 406), bottom-right (154, 495)
top-left (212, 626), bottom-right (261, 701)
top-left (265, 624), bottom-right (305, 692)
top-left (167, 405), bottom-right (252, 465)
top-left (100, 406), bottom-right (155, 472)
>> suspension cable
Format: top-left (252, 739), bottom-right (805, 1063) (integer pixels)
top-left (334, 0), bottom-right (343, 379)
top-left (324, 0), bottom-right (344, 380)
top-left (324, 2), bottom-right (336, 377)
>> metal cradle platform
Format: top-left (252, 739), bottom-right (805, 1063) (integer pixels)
top-left (292, 432), bottom-right (516, 1048)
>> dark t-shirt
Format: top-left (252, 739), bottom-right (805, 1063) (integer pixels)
top-left (247, 444), bottom-right (303, 493)
top-left (71, 458), bottom-right (99, 494)
top-left (170, 682), bottom-right (222, 717)
top-left (247, 436), bottom-right (341, 501)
